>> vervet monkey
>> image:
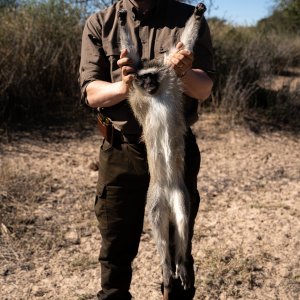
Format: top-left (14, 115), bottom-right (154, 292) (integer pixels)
top-left (118, 3), bottom-right (206, 295)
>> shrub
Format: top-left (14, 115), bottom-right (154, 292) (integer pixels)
top-left (258, 0), bottom-right (300, 34)
top-left (1, 1), bottom-right (299, 128)
top-left (0, 0), bottom-right (82, 125)
top-left (209, 18), bottom-right (300, 122)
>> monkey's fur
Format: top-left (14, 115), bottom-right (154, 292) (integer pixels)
top-left (118, 3), bottom-right (206, 295)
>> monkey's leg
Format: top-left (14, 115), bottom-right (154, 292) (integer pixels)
top-left (170, 186), bottom-right (191, 290)
top-left (148, 184), bottom-right (173, 294)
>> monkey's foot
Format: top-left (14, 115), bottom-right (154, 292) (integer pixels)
top-left (175, 263), bottom-right (191, 290)
top-left (162, 264), bottom-right (174, 291)
top-left (195, 3), bottom-right (207, 18)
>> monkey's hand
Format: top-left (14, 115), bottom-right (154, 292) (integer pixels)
top-left (117, 49), bottom-right (136, 95)
top-left (170, 42), bottom-right (194, 78)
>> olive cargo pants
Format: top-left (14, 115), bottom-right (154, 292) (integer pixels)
top-left (95, 129), bottom-right (201, 300)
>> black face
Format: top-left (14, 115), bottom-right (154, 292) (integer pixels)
top-left (136, 72), bottom-right (160, 95)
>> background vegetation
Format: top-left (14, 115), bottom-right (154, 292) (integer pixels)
top-left (0, 0), bottom-right (299, 129)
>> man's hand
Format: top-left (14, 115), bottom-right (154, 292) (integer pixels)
top-left (167, 42), bottom-right (213, 100)
top-left (169, 42), bottom-right (194, 78)
top-left (117, 49), bottom-right (136, 94)
top-left (85, 49), bottom-right (137, 108)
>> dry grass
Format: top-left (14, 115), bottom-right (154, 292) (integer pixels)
top-left (209, 19), bottom-right (300, 125)
top-left (1, 1), bottom-right (300, 128)
top-left (0, 160), bottom-right (64, 269)
top-left (0, 1), bottom-right (82, 125)
top-left (1, 119), bottom-right (300, 299)
top-left (196, 247), bottom-right (267, 299)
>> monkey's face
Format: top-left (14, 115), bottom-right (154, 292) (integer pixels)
top-left (135, 72), bottom-right (160, 95)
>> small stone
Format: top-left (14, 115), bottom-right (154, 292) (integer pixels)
top-left (89, 162), bottom-right (99, 171)
top-left (64, 229), bottom-right (80, 245)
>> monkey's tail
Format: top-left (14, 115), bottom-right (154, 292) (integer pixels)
top-left (180, 2), bottom-right (206, 52)
top-left (165, 2), bottom-right (206, 64)
top-left (118, 9), bottom-right (140, 68)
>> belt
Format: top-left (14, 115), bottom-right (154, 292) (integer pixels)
top-left (97, 111), bottom-right (141, 145)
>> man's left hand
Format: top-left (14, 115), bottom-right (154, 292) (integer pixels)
top-left (170, 42), bottom-right (194, 78)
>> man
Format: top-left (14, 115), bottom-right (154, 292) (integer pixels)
top-left (79, 0), bottom-right (215, 299)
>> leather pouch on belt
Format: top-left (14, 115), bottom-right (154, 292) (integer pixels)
top-left (97, 112), bottom-right (113, 144)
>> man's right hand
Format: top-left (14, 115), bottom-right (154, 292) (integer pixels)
top-left (117, 49), bottom-right (136, 92)
top-left (85, 49), bottom-right (137, 108)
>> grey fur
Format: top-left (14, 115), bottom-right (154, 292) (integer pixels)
top-left (118, 3), bottom-right (206, 293)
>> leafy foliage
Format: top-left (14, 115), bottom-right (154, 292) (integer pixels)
top-left (258, 0), bottom-right (300, 33)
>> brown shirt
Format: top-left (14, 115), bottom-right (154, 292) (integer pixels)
top-left (79, 0), bottom-right (215, 135)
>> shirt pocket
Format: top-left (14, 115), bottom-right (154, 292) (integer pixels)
top-left (102, 39), bottom-right (122, 82)
top-left (154, 30), bottom-right (180, 59)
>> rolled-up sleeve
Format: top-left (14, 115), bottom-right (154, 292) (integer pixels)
top-left (79, 14), bottom-right (110, 105)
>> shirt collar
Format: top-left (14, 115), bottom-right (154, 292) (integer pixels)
top-left (124, 0), bottom-right (169, 22)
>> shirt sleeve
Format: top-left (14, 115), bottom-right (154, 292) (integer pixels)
top-left (193, 17), bottom-right (216, 81)
top-left (78, 14), bottom-right (110, 105)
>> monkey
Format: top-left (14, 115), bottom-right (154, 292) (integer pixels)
top-left (118, 3), bottom-right (206, 296)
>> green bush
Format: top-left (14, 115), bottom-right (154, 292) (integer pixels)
top-left (258, 0), bottom-right (300, 34)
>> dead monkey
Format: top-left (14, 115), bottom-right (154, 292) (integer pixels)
top-left (118, 3), bottom-right (206, 296)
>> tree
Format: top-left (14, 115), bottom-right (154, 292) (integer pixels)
top-left (278, 0), bottom-right (300, 32)
top-left (0, 0), bottom-right (17, 8)
top-left (259, 0), bottom-right (300, 33)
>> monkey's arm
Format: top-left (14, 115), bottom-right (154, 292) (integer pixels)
top-left (181, 68), bottom-right (213, 101)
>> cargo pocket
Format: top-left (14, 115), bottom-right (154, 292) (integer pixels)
top-left (95, 185), bottom-right (129, 231)
top-left (154, 31), bottom-right (180, 59)
top-left (95, 185), bottom-right (108, 230)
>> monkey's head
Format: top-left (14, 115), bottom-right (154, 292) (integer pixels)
top-left (133, 60), bottom-right (168, 95)
top-left (135, 70), bottom-right (160, 95)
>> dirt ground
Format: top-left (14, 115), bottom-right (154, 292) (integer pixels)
top-left (0, 113), bottom-right (299, 300)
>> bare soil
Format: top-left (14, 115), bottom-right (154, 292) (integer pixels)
top-left (1, 113), bottom-right (299, 300)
